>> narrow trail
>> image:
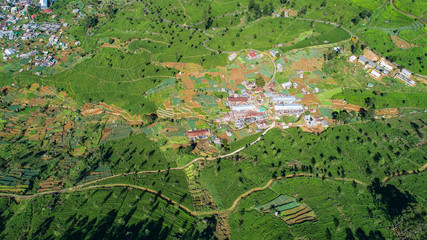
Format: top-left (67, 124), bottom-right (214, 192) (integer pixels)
top-left (0, 172), bottom-right (368, 217)
top-left (390, 0), bottom-right (422, 20)
top-left (381, 163), bottom-right (427, 183)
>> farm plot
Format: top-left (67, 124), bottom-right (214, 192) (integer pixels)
top-left (37, 176), bottom-right (64, 192)
top-left (184, 163), bottom-right (218, 211)
top-left (77, 166), bottom-right (113, 185)
top-left (0, 168), bottom-right (39, 193)
top-left (256, 194), bottom-right (317, 225)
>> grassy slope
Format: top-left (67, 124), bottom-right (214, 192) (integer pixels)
top-left (200, 113), bottom-right (426, 209)
top-left (0, 188), bottom-right (213, 239)
top-left (230, 178), bottom-right (394, 239)
top-left (332, 89), bottom-right (427, 109)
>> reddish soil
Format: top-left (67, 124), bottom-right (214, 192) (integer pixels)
top-left (375, 108), bottom-right (399, 116)
top-left (332, 99), bottom-right (362, 112)
top-left (363, 49), bottom-right (380, 61)
top-left (391, 34), bottom-right (420, 49)
top-left (300, 93), bottom-right (321, 106)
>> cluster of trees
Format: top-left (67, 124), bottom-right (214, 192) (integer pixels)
top-left (332, 96), bottom-right (377, 124)
top-left (255, 76), bottom-right (266, 87)
top-left (203, 5), bottom-right (213, 29)
top-left (82, 15), bottom-right (99, 29)
top-left (247, 0), bottom-right (274, 22)
top-left (350, 9), bottom-right (372, 25)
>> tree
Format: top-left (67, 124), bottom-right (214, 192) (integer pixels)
top-left (255, 76), bottom-right (265, 87)
top-left (83, 16), bottom-right (99, 29)
top-left (105, 4), bottom-right (118, 19)
top-left (325, 227), bottom-right (332, 239)
top-left (263, 4), bottom-right (270, 16)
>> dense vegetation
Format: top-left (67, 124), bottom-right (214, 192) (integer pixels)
top-left (1, 0), bottom-right (426, 239)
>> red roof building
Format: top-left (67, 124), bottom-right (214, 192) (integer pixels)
top-left (227, 96), bottom-right (249, 105)
top-left (31, 14), bottom-right (37, 19)
top-left (248, 51), bottom-right (257, 58)
top-left (187, 129), bottom-right (211, 139)
top-left (44, 9), bottom-right (53, 14)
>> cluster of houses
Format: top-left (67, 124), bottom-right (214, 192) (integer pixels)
top-left (303, 114), bottom-right (328, 128)
top-left (219, 94), bottom-right (268, 129)
top-left (349, 49), bottom-right (416, 86)
top-left (34, 54), bottom-right (55, 67)
top-left (247, 51), bottom-right (263, 60)
top-left (269, 94), bottom-right (304, 117)
top-left (0, 1), bottom-right (73, 69)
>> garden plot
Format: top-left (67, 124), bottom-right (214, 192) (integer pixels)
top-left (256, 194), bottom-right (316, 225)
top-left (331, 99), bottom-right (363, 112)
top-left (184, 163), bottom-right (218, 211)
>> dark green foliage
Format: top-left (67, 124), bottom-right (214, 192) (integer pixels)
top-left (82, 16), bottom-right (99, 29)
top-left (102, 133), bottom-right (177, 174)
top-left (0, 189), bottom-right (214, 239)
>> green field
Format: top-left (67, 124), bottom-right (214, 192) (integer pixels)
top-left (332, 89), bottom-right (427, 109)
top-left (1, 0), bottom-right (427, 239)
top-left (0, 188), bottom-right (215, 239)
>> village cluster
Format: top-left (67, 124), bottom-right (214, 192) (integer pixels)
top-left (186, 50), bottom-right (330, 143)
top-left (349, 48), bottom-right (416, 86)
top-left (1, 0), bottom-right (80, 73)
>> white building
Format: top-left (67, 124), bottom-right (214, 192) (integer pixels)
top-left (4, 48), bottom-right (15, 56)
top-left (379, 60), bottom-right (393, 71)
top-left (277, 63), bottom-right (283, 72)
top-left (272, 95), bottom-right (299, 103)
top-left (396, 73), bottom-right (415, 86)
top-left (304, 115), bottom-right (318, 127)
top-left (281, 81), bottom-right (292, 89)
top-left (228, 53), bottom-right (237, 61)
top-left (349, 55), bottom-right (357, 62)
top-left (40, 0), bottom-right (48, 10)
top-left (370, 69), bottom-right (381, 78)
top-left (274, 104), bottom-right (303, 111)
top-left (401, 69), bottom-right (412, 77)
top-left (231, 104), bottom-right (256, 112)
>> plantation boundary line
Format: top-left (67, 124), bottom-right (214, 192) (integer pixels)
top-left (0, 173), bottom-right (368, 217)
top-left (381, 163), bottom-right (427, 183)
top-left (390, 0), bottom-right (421, 19)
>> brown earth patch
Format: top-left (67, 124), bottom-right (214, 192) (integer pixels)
top-left (375, 108), bottom-right (399, 116)
top-left (363, 49), bottom-right (380, 62)
top-left (230, 67), bottom-right (248, 85)
top-left (391, 34), bottom-right (421, 49)
top-left (181, 75), bottom-right (194, 89)
top-left (331, 99), bottom-right (362, 112)
top-left (291, 58), bottom-right (316, 72)
top-left (300, 124), bottom-right (324, 133)
top-left (300, 93), bottom-right (321, 106)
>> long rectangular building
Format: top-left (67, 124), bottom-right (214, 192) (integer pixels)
top-left (395, 73), bottom-right (415, 86)
top-left (231, 104), bottom-right (256, 112)
top-left (274, 104), bottom-right (303, 111)
top-left (187, 129), bottom-right (211, 139)
top-left (227, 96), bottom-right (249, 105)
top-left (272, 95), bottom-right (300, 103)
